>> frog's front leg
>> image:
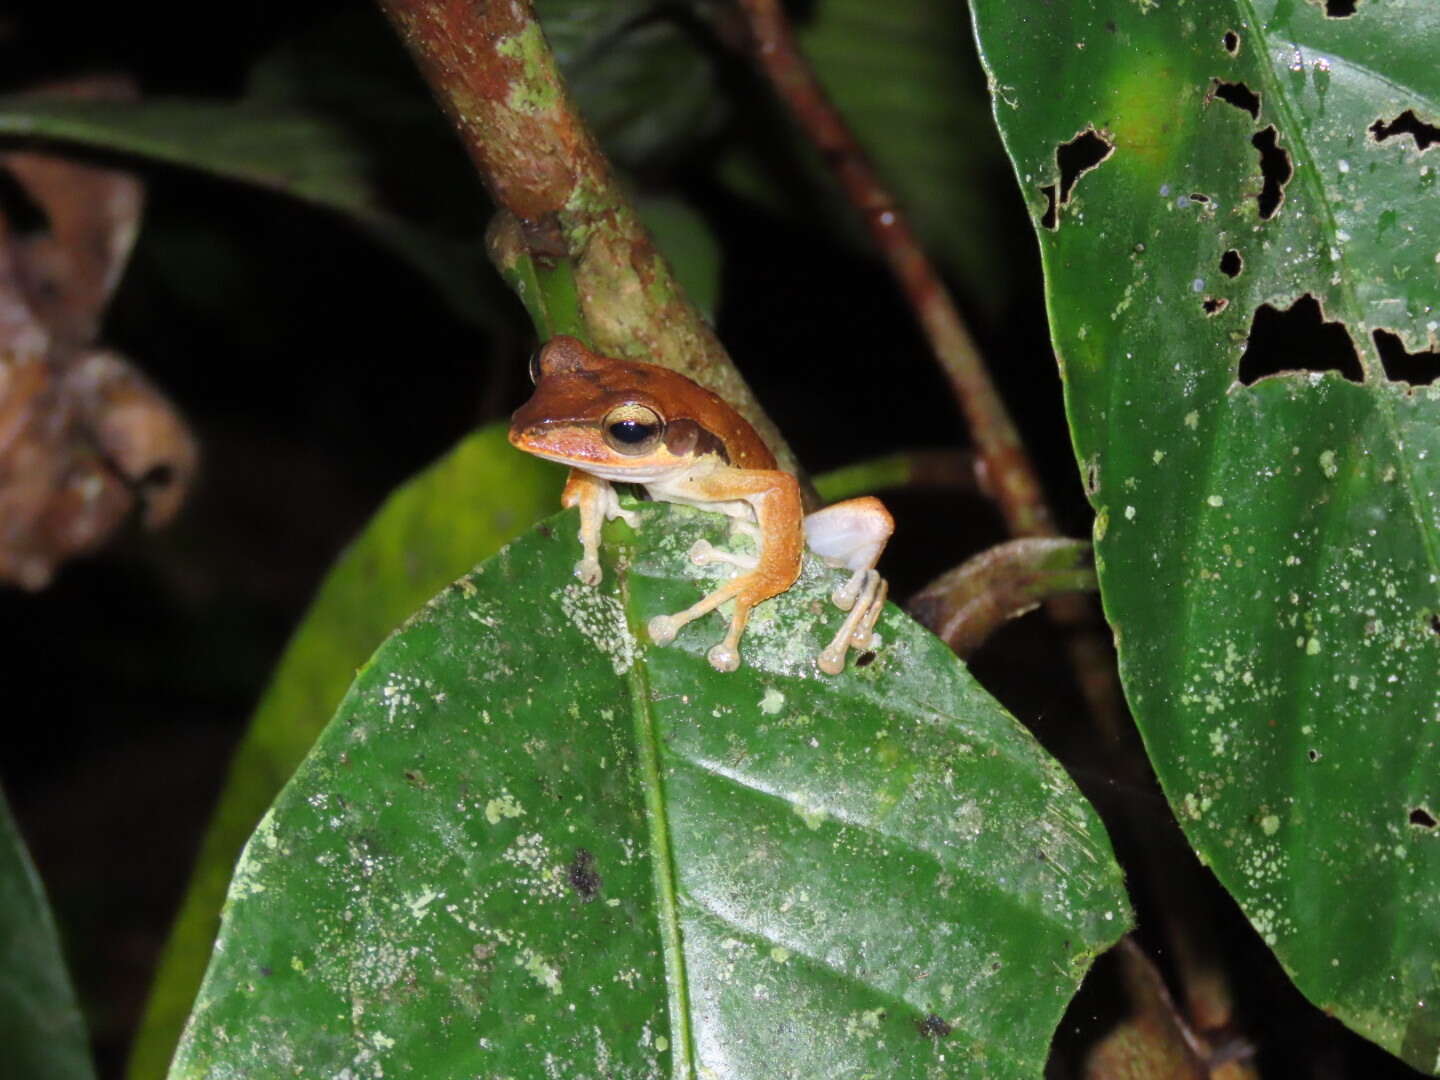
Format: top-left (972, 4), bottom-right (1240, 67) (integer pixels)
top-left (562, 469), bottom-right (639, 585)
top-left (646, 469), bottom-right (804, 672)
top-left (803, 496), bottom-right (894, 674)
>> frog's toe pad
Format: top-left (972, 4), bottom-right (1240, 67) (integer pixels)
top-left (816, 644), bottom-right (848, 676)
top-left (575, 559), bottom-right (602, 586)
top-left (648, 614), bottom-right (680, 646)
top-left (707, 642), bottom-right (741, 672)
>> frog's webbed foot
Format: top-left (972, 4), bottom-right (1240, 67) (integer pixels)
top-left (817, 571), bottom-right (887, 675)
top-left (804, 496), bottom-right (894, 674)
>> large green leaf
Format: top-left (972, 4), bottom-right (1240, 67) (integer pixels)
top-left (0, 789), bottom-right (96, 1080)
top-left (127, 426), bottom-right (563, 1080)
top-left (169, 505), bottom-right (1127, 1078)
top-left (971, 0), bottom-right (1440, 1067)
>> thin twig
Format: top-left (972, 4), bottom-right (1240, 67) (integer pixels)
top-left (734, 0), bottom-right (1051, 538)
top-left (907, 538), bottom-right (1096, 658)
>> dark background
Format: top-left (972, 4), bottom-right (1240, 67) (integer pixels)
top-left (0, 2), bottom-right (1418, 1076)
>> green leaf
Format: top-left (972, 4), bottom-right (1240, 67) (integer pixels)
top-left (971, 0), bottom-right (1440, 1067)
top-left (169, 505), bottom-right (1127, 1078)
top-left (0, 76), bottom-right (499, 329)
top-left (127, 426), bottom-right (562, 1080)
top-left (0, 788), bottom-right (96, 1080)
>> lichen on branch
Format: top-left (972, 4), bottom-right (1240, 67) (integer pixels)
top-left (378, 0), bottom-right (799, 474)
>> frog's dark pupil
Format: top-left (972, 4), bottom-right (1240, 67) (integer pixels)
top-left (609, 420), bottom-right (657, 444)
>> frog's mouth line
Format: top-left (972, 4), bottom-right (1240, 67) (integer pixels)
top-left (517, 445), bottom-right (689, 487)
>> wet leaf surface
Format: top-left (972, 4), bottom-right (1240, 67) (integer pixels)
top-left (170, 504), bottom-right (1127, 1079)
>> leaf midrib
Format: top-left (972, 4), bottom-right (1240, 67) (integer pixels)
top-left (623, 579), bottom-right (697, 1078)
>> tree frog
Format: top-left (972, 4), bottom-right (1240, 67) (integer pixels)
top-left (508, 335), bottom-right (893, 674)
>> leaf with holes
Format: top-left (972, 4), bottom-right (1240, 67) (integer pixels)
top-left (168, 504), bottom-right (1126, 1079)
top-left (971, 0), bottom-right (1440, 1068)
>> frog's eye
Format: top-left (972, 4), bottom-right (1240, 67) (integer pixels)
top-left (603, 404), bottom-right (664, 455)
top-left (527, 350), bottom-right (543, 385)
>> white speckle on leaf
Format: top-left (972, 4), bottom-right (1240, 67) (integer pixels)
top-left (759, 687), bottom-right (785, 715)
top-left (794, 803), bottom-right (828, 830)
top-left (516, 947), bottom-right (562, 994)
top-left (557, 584), bottom-right (635, 674)
top-left (406, 888), bottom-right (441, 919)
top-left (485, 791), bottom-right (525, 825)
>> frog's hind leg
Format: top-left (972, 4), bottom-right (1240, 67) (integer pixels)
top-left (646, 469), bottom-right (804, 672)
top-left (648, 579), bottom-right (757, 672)
top-left (804, 497), bottom-right (894, 674)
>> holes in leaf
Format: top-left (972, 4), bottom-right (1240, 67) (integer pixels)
top-left (1324, 0), bottom-right (1357, 15)
top-left (1223, 30), bottom-right (1241, 55)
top-left (1219, 249), bottom-right (1243, 278)
top-left (1410, 807), bottom-right (1437, 829)
top-left (1306, 749), bottom-right (1321, 762)
top-left (1187, 192), bottom-right (1211, 204)
top-left (1211, 79), bottom-right (1260, 120)
top-left (1252, 126), bottom-right (1293, 220)
top-left (1237, 295), bottom-right (1363, 385)
top-left (1429, 612), bottom-right (1440, 636)
top-left (1203, 297), bottom-right (1228, 316)
top-left (1369, 110), bottom-right (1440, 152)
top-left (567, 848), bottom-right (602, 900)
top-left (1039, 127), bottom-right (1114, 230)
top-left (1374, 328), bottom-right (1440, 386)
top-left (917, 1015), bottom-right (953, 1039)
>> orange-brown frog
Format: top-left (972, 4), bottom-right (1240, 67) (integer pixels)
top-left (508, 335), bottom-right (892, 674)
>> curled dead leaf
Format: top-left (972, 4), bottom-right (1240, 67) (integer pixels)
top-left (0, 75), bottom-right (196, 589)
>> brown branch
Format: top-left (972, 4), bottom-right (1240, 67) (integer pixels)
top-left (375, 0), bottom-right (802, 476)
top-left (734, 0), bottom-right (1052, 538)
top-left (907, 538), bottom-right (1096, 657)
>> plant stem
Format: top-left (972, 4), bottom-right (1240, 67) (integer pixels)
top-left (377, 0), bottom-right (801, 476)
top-left (733, 0), bottom-right (1051, 538)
